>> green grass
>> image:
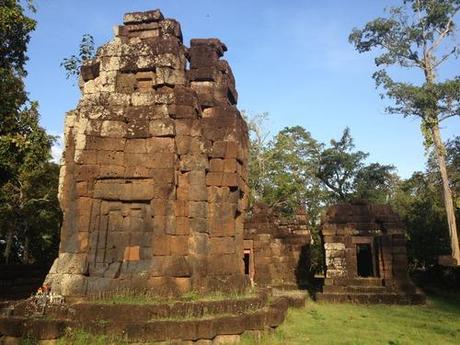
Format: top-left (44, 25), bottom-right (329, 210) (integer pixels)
top-left (90, 288), bottom-right (256, 305)
top-left (56, 328), bottom-right (120, 345)
top-left (241, 292), bottom-right (460, 345)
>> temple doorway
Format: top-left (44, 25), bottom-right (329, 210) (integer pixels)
top-left (356, 243), bottom-right (374, 277)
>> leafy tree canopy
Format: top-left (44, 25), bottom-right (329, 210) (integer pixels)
top-left (349, 0), bottom-right (460, 265)
top-left (0, 1), bottom-right (61, 264)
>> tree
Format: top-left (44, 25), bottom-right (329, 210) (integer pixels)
top-left (0, 0), bottom-right (36, 136)
top-left (245, 123), bottom-right (396, 273)
top-left (61, 33), bottom-right (95, 80)
top-left (445, 137), bottom-right (460, 207)
top-left (391, 172), bottom-right (451, 268)
top-left (263, 126), bottom-right (323, 214)
top-left (316, 128), bottom-right (396, 202)
top-left (0, 1), bottom-right (61, 264)
top-left (244, 112), bottom-right (271, 205)
top-left (349, 0), bottom-right (460, 264)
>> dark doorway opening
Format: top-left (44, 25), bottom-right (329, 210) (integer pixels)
top-left (243, 252), bottom-right (250, 275)
top-left (356, 244), bottom-right (374, 277)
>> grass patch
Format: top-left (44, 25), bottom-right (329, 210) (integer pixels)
top-left (241, 292), bottom-right (460, 345)
top-left (89, 288), bottom-right (256, 305)
top-left (56, 328), bottom-right (125, 345)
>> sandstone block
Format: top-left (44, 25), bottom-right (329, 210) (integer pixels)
top-left (210, 159), bottom-right (224, 172)
top-left (188, 183), bottom-right (208, 201)
top-left (123, 10), bottom-right (164, 25)
top-left (176, 217), bottom-right (191, 235)
top-left (152, 235), bottom-right (171, 256)
top-left (123, 246), bottom-right (141, 261)
top-left (159, 19), bottom-right (183, 40)
top-left (149, 119), bottom-right (175, 137)
top-left (170, 236), bottom-right (189, 256)
top-left (189, 201), bottom-right (207, 219)
top-left (210, 141), bottom-right (226, 158)
top-left (206, 172), bottom-right (223, 186)
top-left (101, 120), bottom-right (127, 137)
top-left (97, 150), bottom-right (124, 166)
top-left (146, 137), bottom-right (175, 153)
top-left (179, 154), bottom-right (209, 172)
top-left (210, 237), bottom-right (235, 255)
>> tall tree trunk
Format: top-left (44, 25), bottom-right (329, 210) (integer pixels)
top-left (3, 228), bottom-right (13, 264)
top-left (23, 232), bottom-right (30, 264)
top-left (431, 124), bottom-right (460, 265)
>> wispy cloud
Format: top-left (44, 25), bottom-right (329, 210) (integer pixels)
top-left (50, 132), bottom-right (63, 164)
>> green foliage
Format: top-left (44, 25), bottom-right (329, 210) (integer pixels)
top-left (395, 137), bottom-right (460, 268)
top-left (245, 115), bottom-right (396, 273)
top-left (427, 135), bottom-right (460, 204)
top-left (316, 127), bottom-right (395, 202)
top-left (391, 172), bottom-right (451, 267)
top-left (57, 328), bottom-right (123, 345)
top-left (263, 126), bottom-right (322, 214)
top-left (247, 121), bottom-right (396, 211)
top-left (0, 1), bottom-right (61, 264)
top-left (349, 0), bottom-right (460, 143)
top-left (349, 0), bottom-right (460, 264)
top-left (61, 34), bottom-right (96, 79)
top-left (0, 0), bottom-right (36, 134)
top-left (445, 137), bottom-right (460, 207)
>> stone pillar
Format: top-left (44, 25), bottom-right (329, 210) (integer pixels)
top-left (188, 38), bottom-right (250, 291)
top-left (45, 9), bottom-right (248, 297)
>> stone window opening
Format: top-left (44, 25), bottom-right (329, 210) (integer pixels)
top-left (243, 248), bottom-right (254, 287)
top-left (356, 242), bottom-right (379, 278)
top-left (243, 251), bottom-right (250, 275)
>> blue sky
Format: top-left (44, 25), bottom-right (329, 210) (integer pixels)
top-left (25, 0), bottom-right (459, 178)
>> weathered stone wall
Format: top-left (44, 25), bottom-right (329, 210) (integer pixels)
top-left (244, 204), bottom-right (311, 288)
top-left (321, 200), bottom-right (414, 293)
top-left (45, 10), bottom-right (249, 296)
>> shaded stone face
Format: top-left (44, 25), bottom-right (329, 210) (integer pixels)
top-left (243, 203), bottom-right (311, 288)
top-left (321, 200), bottom-right (416, 296)
top-left (46, 9), bottom-right (249, 296)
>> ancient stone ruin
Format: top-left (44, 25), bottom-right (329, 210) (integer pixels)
top-left (0, 8), bottom-right (426, 345)
top-left (243, 203), bottom-right (311, 289)
top-left (0, 10), bottom-right (303, 344)
top-left (317, 200), bottom-right (424, 303)
top-left (45, 9), bottom-right (249, 297)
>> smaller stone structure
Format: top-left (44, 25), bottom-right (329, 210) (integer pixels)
top-left (243, 203), bottom-right (311, 289)
top-left (317, 200), bottom-right (424, 303)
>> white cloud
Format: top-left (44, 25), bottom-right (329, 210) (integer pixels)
top-left (51, 133), bottom-right (63, 164)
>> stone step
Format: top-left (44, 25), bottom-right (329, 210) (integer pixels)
top-left (349, 278), bottom-right (384, 287)
top-left (272, 289), bottom-right (308, 308)
top-left (324, 277), bottom-right (384, 287)
top-left (9, 294), bottom-right (269, 322)
top-left (322, 285), bottom-right (387, 294)
top-left (0, 297), bottom-right (290, 342)
top-left (315, 292), bottom-right (425, 305)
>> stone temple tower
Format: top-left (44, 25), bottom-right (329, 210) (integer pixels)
top-left (45, 10), bottom-right (249, 296)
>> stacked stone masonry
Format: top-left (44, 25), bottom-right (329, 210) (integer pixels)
top-left (45, 9), bottom-right (250, 297)
top-left (318, 200), bottom-right (425, 304)
top-left (244, 204), bottom-right (311, 289)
